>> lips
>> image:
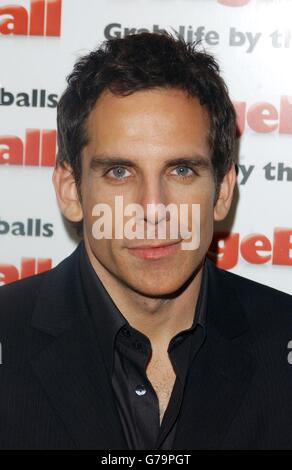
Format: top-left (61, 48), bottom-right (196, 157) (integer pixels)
top-left (128, 240), bottom-right (181, 249)
top-left (127, 239), bottom-right (182, 260)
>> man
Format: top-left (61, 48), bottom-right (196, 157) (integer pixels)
top-left (1, 32), bottom-right (292, 450)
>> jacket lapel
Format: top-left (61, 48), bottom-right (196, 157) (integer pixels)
top-left (173, 257), bottom-right (257, 450)
top-left (30, 244), bottom-right (128, 449)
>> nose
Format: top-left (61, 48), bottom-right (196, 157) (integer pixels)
top-left (138, 178), bottom-right (169, 226)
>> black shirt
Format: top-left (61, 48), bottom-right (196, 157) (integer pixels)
top-left (78, 240), bottom-right (208, 450)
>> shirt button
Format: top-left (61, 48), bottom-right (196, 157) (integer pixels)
top-left (135, 384), bottom-right (146, 396)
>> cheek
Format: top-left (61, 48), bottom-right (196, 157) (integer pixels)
top-left (198, 201), bottom-right (215, 254)
top-left (81, 180), bottom-right (115, 231)
top-left (199, 195), bottom-right (215, 231)
top-left (184, 187), bottom-right (215, 251)
top-left (183, 181), bottom-right (215, 223)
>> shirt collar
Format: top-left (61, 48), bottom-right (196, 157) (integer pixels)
top-left (78, 240), bottom-right (208, 376)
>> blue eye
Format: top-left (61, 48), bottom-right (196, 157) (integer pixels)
top-left (106, 166), bottom-right (130, 179)
top-left (171, 166), bottom-right (194, 179)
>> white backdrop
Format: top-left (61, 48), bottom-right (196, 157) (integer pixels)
top-left (0, 0), bottom-right (291, 293)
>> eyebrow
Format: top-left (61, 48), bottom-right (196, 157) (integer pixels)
top-left (89, 154), bottom-right (211, 172)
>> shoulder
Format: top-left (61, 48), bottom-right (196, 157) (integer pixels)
top-left (0, 270), bottom-right (55, 372)
top-left (0, 244), bottom-right (79, 332)
top-left (217, 261), bottom-right (291, 302)
top-left (206, 257), bottom-right (292, 332)
top-left (0, 270), bottom-right (51, 329)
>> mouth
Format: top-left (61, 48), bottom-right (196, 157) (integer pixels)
top-left (127, 240), bottom-right (182, 260)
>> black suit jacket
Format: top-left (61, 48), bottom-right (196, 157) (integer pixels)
top-left (1, 242), bottom-right (292, 450)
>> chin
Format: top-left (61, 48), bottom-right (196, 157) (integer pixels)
top-left (128, 277), bottom-right (188, 298)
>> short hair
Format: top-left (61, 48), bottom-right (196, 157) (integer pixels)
top-left (56, 31), bottom-right (237, 236)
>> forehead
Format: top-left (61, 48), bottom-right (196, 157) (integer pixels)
top-left (85, 87), bottom-right (210, 158)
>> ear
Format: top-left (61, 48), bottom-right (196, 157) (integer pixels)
top-left (213, 163), bottom-right (236, 221)
top-left (52, 162), bottom-right (83, 222)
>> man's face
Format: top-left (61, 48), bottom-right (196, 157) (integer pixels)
top-left (80, 87), bottom-right (219, 296)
